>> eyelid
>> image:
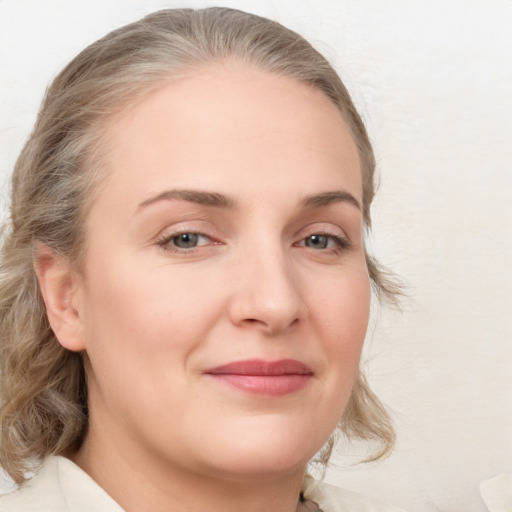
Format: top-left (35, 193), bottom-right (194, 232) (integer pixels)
top-left (297, 222), bottom-right (349, 240)
top-left (296, 233), bottom-right (350, 250)
top-left (153, 222), bottom-right (222, 254)
top-left (294, 223), bottom-right (352, 252)
top-left (156, 231), bottom-right (210, 247)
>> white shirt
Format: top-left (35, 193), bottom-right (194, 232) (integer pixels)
top-left (0, 456), bottom-right (405, 512)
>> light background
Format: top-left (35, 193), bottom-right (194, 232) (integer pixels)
top-left (0, 1), bottom-right (511, 511)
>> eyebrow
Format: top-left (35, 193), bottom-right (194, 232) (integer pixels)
top-left (137, 189), bottom-right (237, 210)
top-left (136, 188), bottom-right (360, 212)
top-left (300, 190), bottom-right (361, 211)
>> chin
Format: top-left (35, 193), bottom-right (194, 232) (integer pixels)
top-left (206, 450), bottom-right (310, 483)
top-left (197, 419), bottom-right (326, 481)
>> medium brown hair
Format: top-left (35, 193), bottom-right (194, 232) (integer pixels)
top-left (0, 7), bottom-right (399, 483)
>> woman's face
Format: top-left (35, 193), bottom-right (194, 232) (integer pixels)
top-left (72, 62), bottom-right (370, 480)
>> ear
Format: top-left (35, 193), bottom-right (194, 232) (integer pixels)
top-left (34, 244), bottom-right (86, 352)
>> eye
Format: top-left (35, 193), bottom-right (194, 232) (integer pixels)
top-left (298, 234), bottom-right (350, 251)
top-left (172, 233), bottom-right (206, 249)
top-left (304, 234), bottom-right (331, 249)
top-left (157, 232), bottom-right (212, 251)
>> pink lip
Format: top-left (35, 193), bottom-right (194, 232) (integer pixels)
top-left (204, 359), bottom-right (313, 397)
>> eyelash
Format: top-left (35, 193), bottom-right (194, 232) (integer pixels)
top-left (155, 231), bottom-right (215, 253)
top-left (295, 233), bottom-right (351, 253)
top-left (155, 230), bottom-right (350, 254)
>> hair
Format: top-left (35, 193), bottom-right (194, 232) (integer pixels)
top-left (0, 7), bottom-right (401, 484)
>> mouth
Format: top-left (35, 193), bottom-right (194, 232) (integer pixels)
top-left (204, 359), bottom-right (314, 397)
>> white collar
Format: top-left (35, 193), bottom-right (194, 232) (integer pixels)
top-left (1, 456), bottom-right (404, 512)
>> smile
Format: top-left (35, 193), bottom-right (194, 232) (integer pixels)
top-left (204, 359), bottom-right (314, 397)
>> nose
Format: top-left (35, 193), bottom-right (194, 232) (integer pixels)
top-left (227, 247), bottom-right (307, 336)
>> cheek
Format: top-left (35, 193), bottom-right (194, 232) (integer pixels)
top-left (316, 267), bottom-right (370, 333)
top-left (80, 255), bottom-right (226, 365)
top-left (310, 267), bottom-right (371, 369)
top-left (78, 263), bottom-right (223, 422)
top-left (299, 268), bottom-right (370, 441)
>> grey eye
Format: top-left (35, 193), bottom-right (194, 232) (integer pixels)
top-left (304, 235), bottom-right (330, 249)
top-left (172, 233), bottom-right (201, 248)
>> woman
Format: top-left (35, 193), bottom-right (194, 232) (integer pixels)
top-left (0, 7), bottom-right (403, 512)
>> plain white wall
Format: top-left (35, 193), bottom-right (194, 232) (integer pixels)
top-left (1, 1), bottom-right (511, 511)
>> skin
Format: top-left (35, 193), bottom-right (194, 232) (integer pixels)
top-left (36, 61), bottom-right (370, 512)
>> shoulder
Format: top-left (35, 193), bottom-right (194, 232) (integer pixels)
top-left (302, 476), bottom-right (406, 512)
top-left (0, 457), bottom-right (65, 512)
top-left (0, 456), bottom-right (123, 512)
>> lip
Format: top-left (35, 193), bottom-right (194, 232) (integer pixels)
top-left (204, 359), bottom-right (313, 397)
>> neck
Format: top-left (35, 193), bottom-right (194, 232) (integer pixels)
top-left (72, 424), bottom-right (307, 512)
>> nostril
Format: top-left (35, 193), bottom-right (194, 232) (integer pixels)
top-left (239, 316), bottom-right (300, 333)
top-left (241, 318), bottom-right (275, 330)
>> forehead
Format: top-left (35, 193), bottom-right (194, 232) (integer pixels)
top-left (99, 61), bottom-right (362, 204)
